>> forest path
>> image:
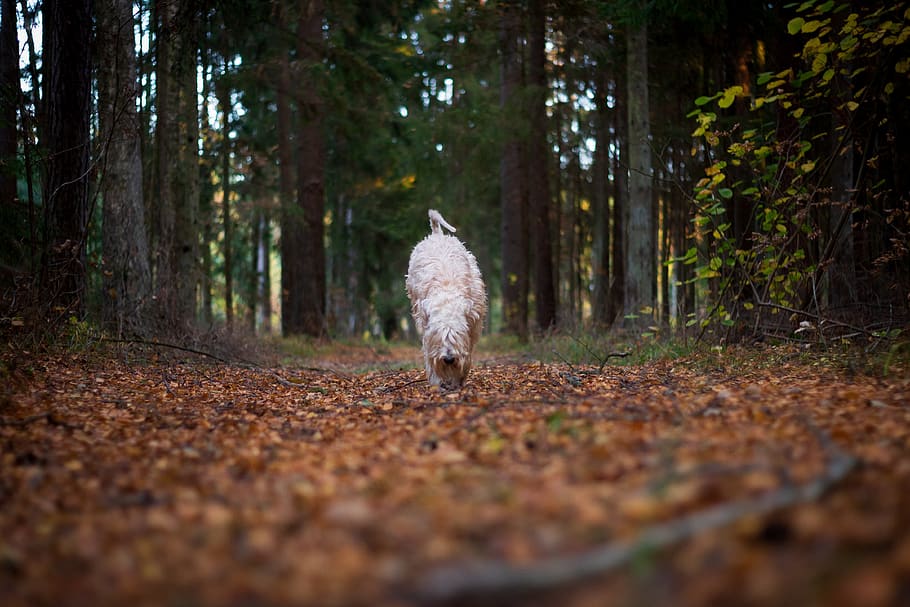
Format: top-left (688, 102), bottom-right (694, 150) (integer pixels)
top-left (1, 345), bottom-right (908, 606)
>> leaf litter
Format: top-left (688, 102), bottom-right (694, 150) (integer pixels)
top-left (1, 345), bottom-right (909, 606)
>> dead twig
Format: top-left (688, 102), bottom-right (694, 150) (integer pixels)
top-left (415, 428), bottom-right (857, 603)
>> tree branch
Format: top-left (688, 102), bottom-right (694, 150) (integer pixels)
top-left (415, 433), bottom-right (857, 603)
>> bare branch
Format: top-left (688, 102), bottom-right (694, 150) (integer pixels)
top-left (415, 432), bottom-right (857, 603)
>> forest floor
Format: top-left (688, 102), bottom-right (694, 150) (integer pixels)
top-left (1, 338), bottom-right (909, 606)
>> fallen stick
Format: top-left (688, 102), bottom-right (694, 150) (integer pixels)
top-left (416, 443), bottom-right (856, 603)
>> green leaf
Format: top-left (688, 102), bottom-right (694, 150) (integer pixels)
top-left (811, 52), bottom-right (827, 73)
top-left (695, 95), bottom-right (714, 106)
top-left (788, 17), bottom-right (805, 35)
top-left (718, 188), bottom-right (733, 199)
top-left (801, 20), bottom-right (824, 34)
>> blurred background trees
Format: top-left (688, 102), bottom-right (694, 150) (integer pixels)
top-left (0, 0), bottom-right (906, 343)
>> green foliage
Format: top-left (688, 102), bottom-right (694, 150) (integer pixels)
top-left (682, 0), bottom-right (910, 337)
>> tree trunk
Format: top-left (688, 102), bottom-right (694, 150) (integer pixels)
top-left (591, 66), bottom-right (612, 327)
top-left (198, 50), bottom-right (214, 327)
top-left (97, 0), bottom-right (153, 337)
top-left (670, 143), bottom-right (692, 331)
top-left (825, 113), bottom-right (856, 309)
top-left (153, 0), bottom-right (177, 328)
top-left (174, 5), bottom-right (199, 328)
top-left (291, 0), bottom-right (327, 337)
top-left (527, 0), bottom-right (555, 332)
top-left (217, 64), bottom-right (234, 331)
top-left (15, 0), bottom-right (37, 271)
top-left (608, 47), bottom-right (628, 325)
top-left (623, 15), bottom-right (654, 325)
top-left (155, 0), bottom-right (198, 333)
top-left (256, 207), bottom-right (272, 333)
top-left (276, 40), bottom-right (299, 337)
top-left (19, 0), bottom-right (40, 142)
top-left (41, 0), bottom-right (92, 317)
top-left (0, 0), bottom-right (17, 213)
top-left (499, 0), bottom-right (528, 340)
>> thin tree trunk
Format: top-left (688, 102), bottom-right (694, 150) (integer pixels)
top-left (41, 0), bottom-right (92, 317)
top-left (154, 0), bottom-right (178, 328)
top-left (0, 0), bottom-right (17, 212)
top-left (138, 0), bottom-right (154, 273)
top-left (671, 143), bottom-right (692, 331)
top-left (276, 36), bottom-right (299, 337)
top-left (825, 112), bottom-right (856, 309)
top-left (248, 206), bottom-right (259, 331)
top-left (608, 49), bottom-right (628, 325)
top-left (18, 0), bottom-right (40, 142)
top-left (217, 63), bottom-right (234, 331)
top-left (623, 14), bottom-right (654, 326)
top-left (17, 0), bottom-right (39, 269)
top-left (97, 0), bottom-right (153, 337)
top-left (591, 67), bottom-right (611, 327)
top-left (499, 0), bottom-right (528, 339)
top-left (174, 4), bottom-right (199, 327)
top-left (257, 207), bottom-right (272, 333)
top-left (659, 184), bottom-right (670, 323)
top-left (198, 50), bottom-right (214, 327)
top-left (527, 0), bottom-right (555, 332)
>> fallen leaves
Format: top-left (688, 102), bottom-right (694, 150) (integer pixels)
top-left (0, 346), bottom-right (908, 606)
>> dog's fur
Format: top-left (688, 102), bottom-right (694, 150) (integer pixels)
top-left (406, 210), bottom-right (487, 389)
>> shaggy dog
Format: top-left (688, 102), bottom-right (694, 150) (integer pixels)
top-left (406, 209), bottom-right (487, 389)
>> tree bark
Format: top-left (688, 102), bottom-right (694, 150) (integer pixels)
top-left (499, 0), bottom-right (528, 340)
top-left (97, 0), bottom-right (153, 337)
top-left (824, 112), bottom-right (856, 308)
top-left (173, 4), bottom-right (199, 328)
top-left (276, 43), bottom-right (300, 337)
top-left (527, 0), bottom-right (555, 332)
top-left (155, 0), bottom-right (199, 333)
top-left (623, 15), bottom-right (654, 326)
top-left (591, 65), bottom-right (612, 327)
top-left (0, 0), bottom-right (17, 213)
top-left (294, 0), bottom-right (327, 337)
top-left (608, 46), bottom-right (628, 325)
top-left (256, 207), bottom-right (271, 333)
top-left (198, 50), bottom-right (214, 327)
top-left (154, 0), bottom-right (177, 328)
top-left (41, 0), bottom-right (92, 317)
top-left (217, 63), bottom-right (234, 331)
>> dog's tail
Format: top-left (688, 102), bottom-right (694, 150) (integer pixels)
top-left (428, 209), bottom-right (457, 235)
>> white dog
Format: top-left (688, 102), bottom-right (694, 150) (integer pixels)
top-left (406, 209), bottom-right (487, 389)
